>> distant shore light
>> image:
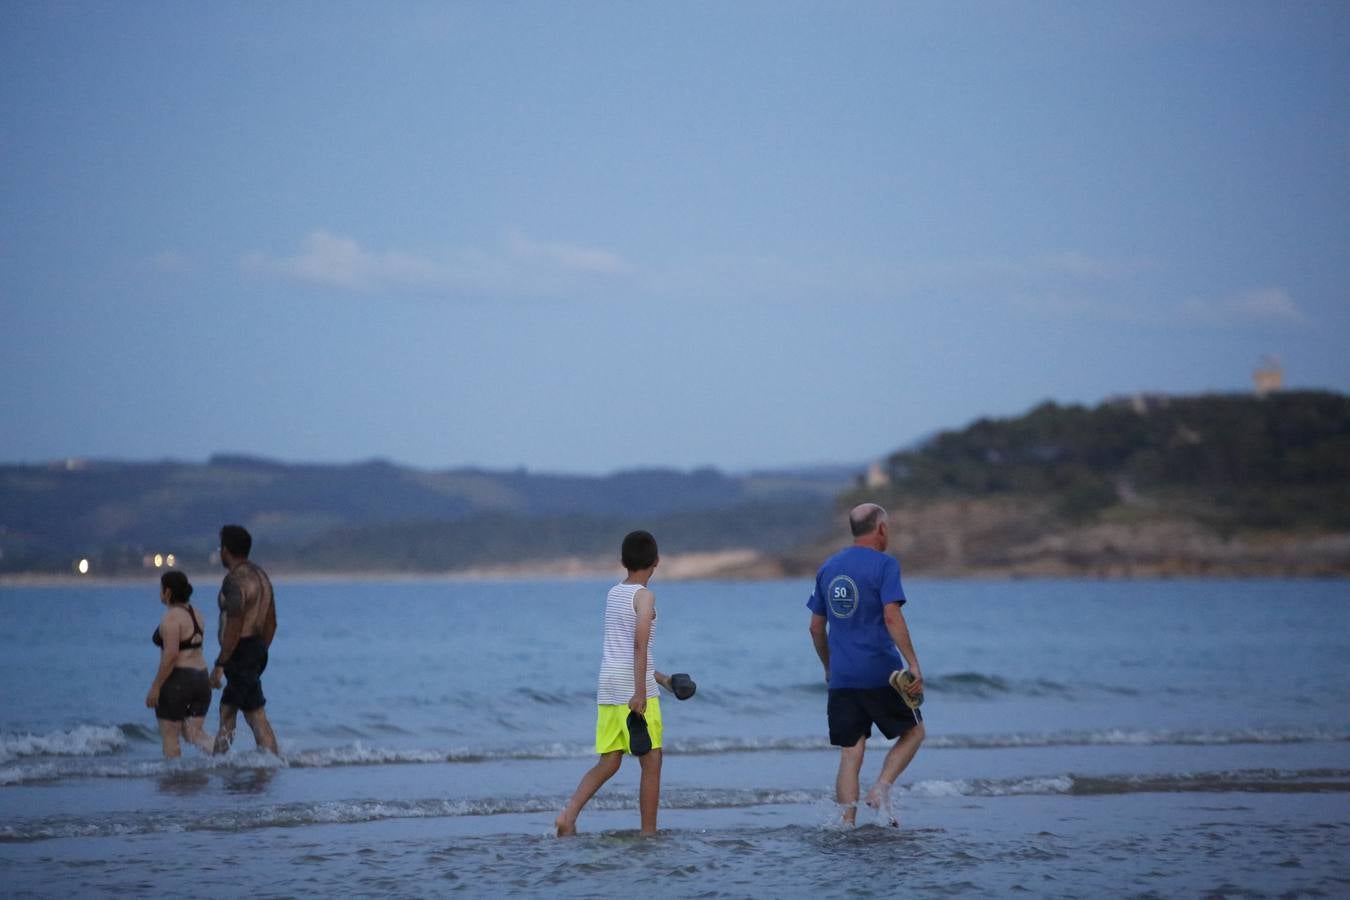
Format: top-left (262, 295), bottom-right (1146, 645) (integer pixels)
top-left (166, 553), bottom-right (176, 567)
top-left (153, 553), bottom-right (164, 568)
top-left (77, 558), bottom-right (90, 575)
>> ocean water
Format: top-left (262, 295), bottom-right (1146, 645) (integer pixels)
top-left (0, 576), bottom-right (1347, 898)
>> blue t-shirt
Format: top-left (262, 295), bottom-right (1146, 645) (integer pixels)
top-left (806, 546), bottom-right (906, 689)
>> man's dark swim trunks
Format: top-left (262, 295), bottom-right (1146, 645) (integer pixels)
top-left (156, 667), bottom-right (212, 721)
top-left (827, 686), bottom-right (923, 747)
top-left (221, 636), bottom-right (268, 712)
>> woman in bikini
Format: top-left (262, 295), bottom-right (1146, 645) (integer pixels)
top-left (145, 570), bottom-right (214, 757)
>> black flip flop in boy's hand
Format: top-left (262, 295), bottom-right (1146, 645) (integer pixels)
top-left (659, 671), bottom-right (697, 700)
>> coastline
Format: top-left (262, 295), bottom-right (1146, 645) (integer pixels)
top-left (5, 544), bottom-right (1349, 588)
top-left (0, 549), bottom-right (769, 587)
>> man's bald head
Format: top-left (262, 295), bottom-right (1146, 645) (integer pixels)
top-left (848, 503), bottom-right (888, 538)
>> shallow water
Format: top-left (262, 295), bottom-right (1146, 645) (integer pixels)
top-left (1, 577), bottom-right (1348, 896)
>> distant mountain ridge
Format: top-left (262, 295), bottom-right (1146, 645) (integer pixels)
top-left (0, 457), bottom-right (850, 575)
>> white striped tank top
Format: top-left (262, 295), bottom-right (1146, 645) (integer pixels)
top-left (596, 581), bottom-right (658, 705)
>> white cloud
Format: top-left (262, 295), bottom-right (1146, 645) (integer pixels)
top-left (1180, 288), bottom-right (1309, 326)
top-left (242, 230), bottom-right (631, 295)
top-left (505, 229), bottom-right (630, 275)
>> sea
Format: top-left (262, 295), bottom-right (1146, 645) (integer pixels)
top-left (0, 575), bottom-right (1347, 898)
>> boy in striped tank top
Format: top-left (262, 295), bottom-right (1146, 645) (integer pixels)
top-left (557, 530), bottom-right (678, 836)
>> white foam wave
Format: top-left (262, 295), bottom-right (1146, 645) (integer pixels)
top-left (287, 744), bottom-right (449, 767)
top-left (906, 775), bottom-right (1075, 798)
top-left (0, 748), bottom-right (286, 785)
top-left (1, 726), bottom-right (1344, 787)
top-left (926, 727), bottom-right (1350, 750)
top-left (0, 725), bottom-right (128, 764)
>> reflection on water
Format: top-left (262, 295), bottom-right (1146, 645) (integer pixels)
top-left (156, 770), bottom-right (210, 797)
top-left (222, 767), bottom-right (278, 795)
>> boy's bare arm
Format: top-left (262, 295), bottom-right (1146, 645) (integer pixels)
top-left (630, 588), bottom-right (655, 714)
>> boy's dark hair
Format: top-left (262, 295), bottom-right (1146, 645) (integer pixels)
top-left (621, 530), bottom-right (659, 571)
top-left (220, 524), bottom-right (253, 558)
top-left (160, 570), bottom-right (193, 604)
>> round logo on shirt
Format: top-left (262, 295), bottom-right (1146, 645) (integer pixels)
top-left (826, 575), bottom-right (859, 618)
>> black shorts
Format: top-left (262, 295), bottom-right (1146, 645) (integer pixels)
top-left (156, 667), bottom-right (212, 721)
top-left (827, 686), bottom-right (923, 747)
top-left (221, 636), bottom-right (268, 712)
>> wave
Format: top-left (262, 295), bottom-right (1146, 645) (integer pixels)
top-left (658, 671), bottom-right (1175, 704)
top-left (495, 671), bottom-right (1165, 705)
top-left (925, 727), bottom-right (1350, 750)
top-left (0, 725), bottom-right (132, 764)
top-left (925, 672), bottom-right (1144, 699)
top-left (3, 770), bottom-right (1346, 843)
top-left (675, 727), bottom-right (1350, 754)
top-left (3, 726), bottom-right (1347, 786)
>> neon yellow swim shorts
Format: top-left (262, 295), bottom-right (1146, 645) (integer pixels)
top-left (595, 696), bottom-right (663, 755)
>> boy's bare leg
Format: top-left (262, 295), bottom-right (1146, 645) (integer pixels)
top-left (213, 703), bottom-right (238, 755)
top-left (638, 748), bottom-right (662, 835)
top-left (836, 736), bottom-right (866, 826)
top-left (865, 722), bottom-right (925, 827)
top-left (556, 751), bottom-right (622, 836)
top-left (184, 716), bottom-right (214, 755)
top-left (243, 708), bottom-right (279, 754)
top-left (157, 719), bottom-right (182, 759)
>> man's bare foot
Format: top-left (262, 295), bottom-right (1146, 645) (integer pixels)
top-left (864, 782), bottom-right (898, 827)
top-left (555, 814), bottom-right (577, 837)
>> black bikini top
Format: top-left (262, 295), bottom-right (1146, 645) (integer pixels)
top-left (153, 604), bottom-right (204, 651)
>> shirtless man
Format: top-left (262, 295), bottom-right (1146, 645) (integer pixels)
top-left (211, 524), bottom-right (280, 755)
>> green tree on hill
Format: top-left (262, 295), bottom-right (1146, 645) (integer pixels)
top-left (871, 391), bottom-right (1350, 531)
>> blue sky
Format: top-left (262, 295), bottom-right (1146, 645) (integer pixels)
top-left (3, 2), bottom-right (1347, 473)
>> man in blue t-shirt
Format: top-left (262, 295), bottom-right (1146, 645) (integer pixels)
top-left (807, 502), bottom-right (925, 827)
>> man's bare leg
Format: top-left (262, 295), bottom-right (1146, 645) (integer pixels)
top-left (243, 708), bottom-right (279, 755)
top-left (556, 751), bottom-right (622, 836)
top-left (638, 748), bottom-right (663, 835)
top-left (836, 736), bottom-right (866, 826)
top-left (864, 722), bottom-right (926, 827)
top-left (157, 719), bottom-right (182, 759)
top-left (213, 703), bottom-right (238, 755)
top-left (183, 716), bottom-right (214, 755)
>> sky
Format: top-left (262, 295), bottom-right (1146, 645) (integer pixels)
top-left (2, 2), bottom-right (1348, 474)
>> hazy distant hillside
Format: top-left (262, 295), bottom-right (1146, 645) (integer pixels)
top-left (0, 457), bottom-right (850, 575)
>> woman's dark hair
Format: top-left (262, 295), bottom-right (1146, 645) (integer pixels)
top-left (621, 530), bottom-right (659, 571)
top-left (160, 570), bottom-right (193, 605)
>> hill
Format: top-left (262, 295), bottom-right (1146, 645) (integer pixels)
top-left (775, 390), bottom-right (1350, 578)
top-left (0, 457), bottom-right (848, 577)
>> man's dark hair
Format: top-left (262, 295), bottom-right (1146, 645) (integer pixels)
top-left (220, 524), bottom-right (253, 558)
top-left (849, 503), bottom-right (887, 538)
top-left (621, 530), bottom-right (659, 571)
top-left (160, 570), bottom-right (193, 604)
